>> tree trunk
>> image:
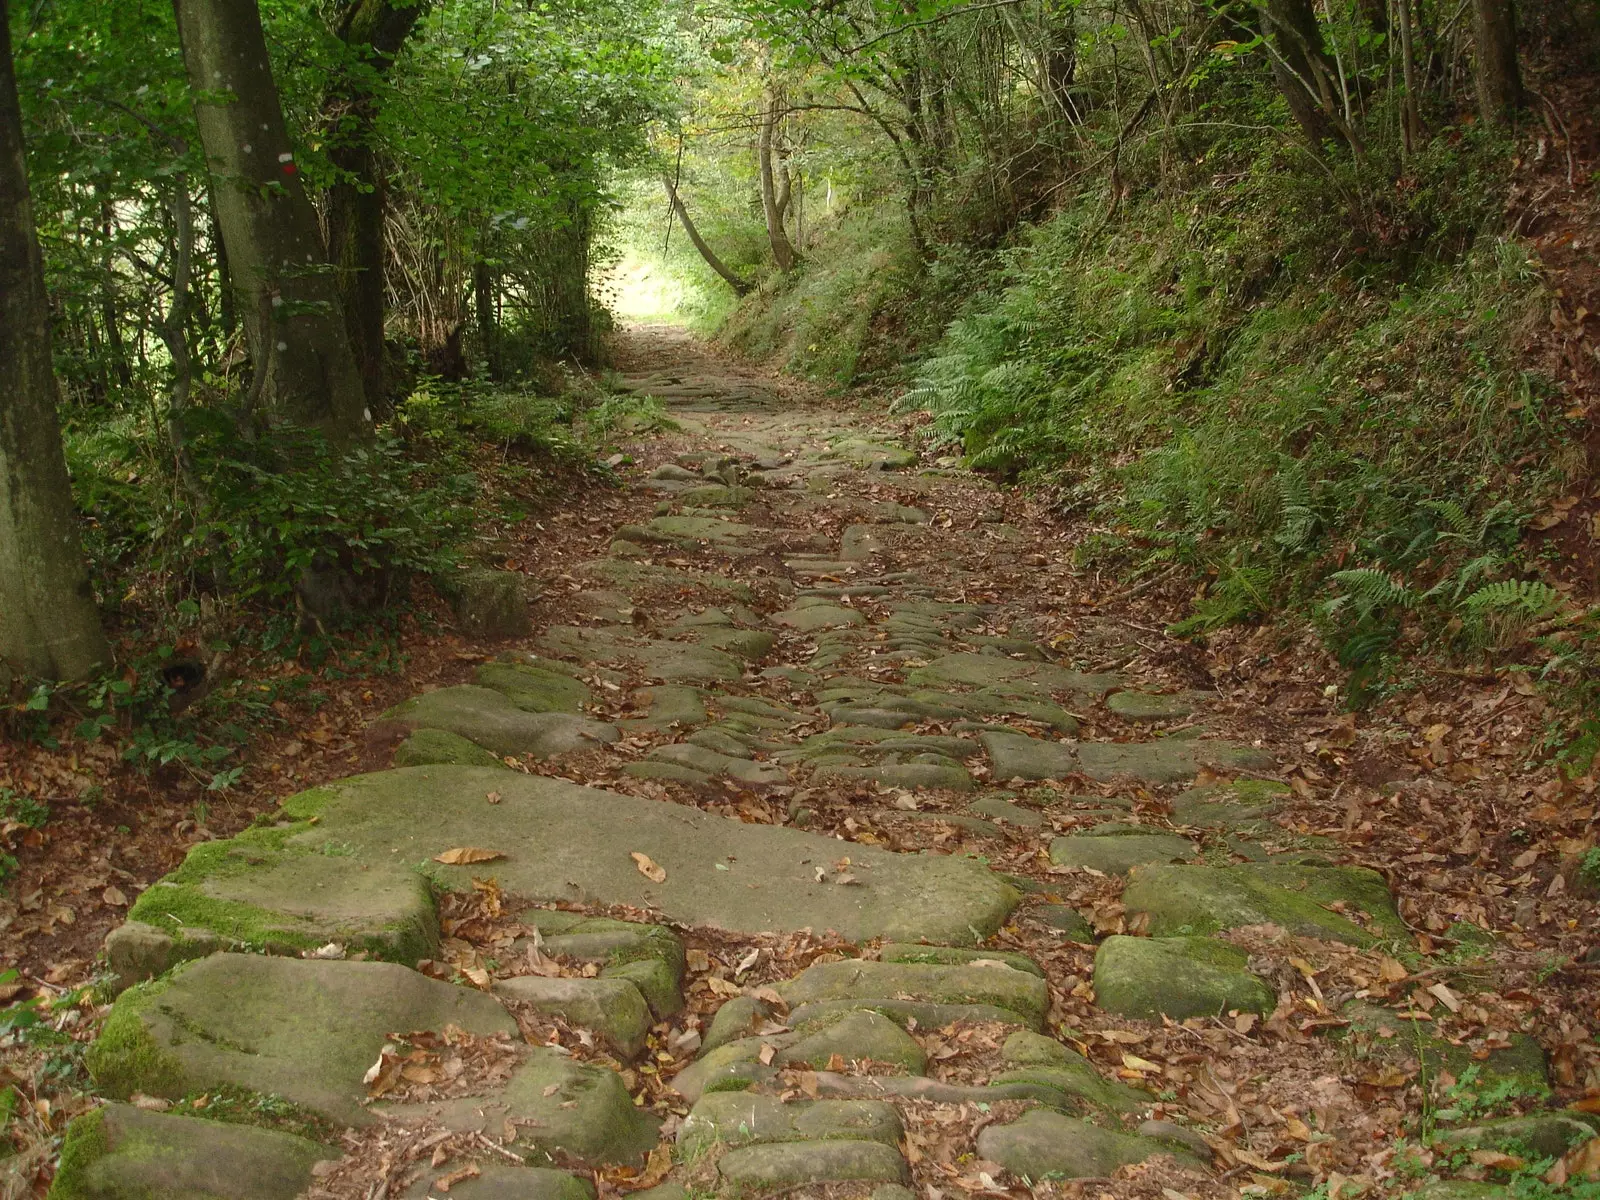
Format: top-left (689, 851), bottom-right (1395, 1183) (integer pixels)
top-left (1473, 0), bottom-right (1525, 127)
top-left (172, 0), bottom-right (369, 439)
top-left (0, 0), bottom-right (110, 680)
top-left (473, 256), bottom-right (498, 380)
top-left (1259, 0), bottom-right (1348, 147)
top-left (325, 0), bottom-right (426, 417)
top-left (758, 87), bottom-right (798, 271)
top-left (661, 176), bottom-right (751, 296)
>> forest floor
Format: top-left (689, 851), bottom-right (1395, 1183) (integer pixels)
top-left (3, 323), bottom-right (1599, 1198)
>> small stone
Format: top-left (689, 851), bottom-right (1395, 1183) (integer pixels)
top-left (1094, 936), bottom-right (1275, 1020)
top-left (966, 796), bottom-right (1044, 827)
top-left (877, 944), bottom-right (1043, 977)
top-left (629, 686), bottom-right (709, 731)
top-left (782, 1010), bottom-right (928, 1072)
top-left (374, 686), bottom-right (619, 759)
top-left (1431, 1114), bottom-right (1597, 1159)
top-left (976, 1109), bottom-right (1198, 1181)
top-left (1049, 831), bottom-right (1199, 875)
top-left (1138, 1119), bottom-right (1213, 1159)
top-left (1122, 862), bottom-right (1405, 945)
top-left (1107, 691), bottom-right (1207, 721)
top-left (717, 1140), bottom-right (908, 1185)
top-left (475, 662), bottom-right (590, 713)
top-left (393, 729), bottom-right (509, 770)
top-left (702, 995), bottom-right (769, 1054)
top-left (679, 1092), bottom-right (903, 1156)
top-left (1030, 905), bottom-right (1095, 940)
top-left (494, 977), bottom-right (651, 1060)
top-left (398, 1166), bottom-right (594, 1199)
top-left (453, 570), bottom-right (530, 638)
top-left (52, 1103), bottom-right (334, 1200)
top-left (778, 959), bottom-right (1047, 1027)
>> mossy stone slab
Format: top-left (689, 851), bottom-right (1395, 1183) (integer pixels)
top-left (877, 944), bottom-right (1043, 977)
top-left (690, 628), bottom-right (776, 661)
top-left (86, 956), bottom-right (517, 1125)
top-left (623, 761), bottom-right (715, 790)
top-left (475, 662), bottom-right (590, 713)
top-left (494, 976), bottom-right (651, 1060)
top-left (397, 1166), bottom-right (594, 1200)
top-left (271, 768), bottom-right (1018, 945)
top-left (1431, 1114), bottom-right (1597, 1159)
top-left (1122, 862), bottom-right (1404, 945)
top-left (680, 1092), bottom-right (903, 1157)
top-left (452, 569), bottom-right (531, 638)
top-left (580, 558), bottom-right (755, 603)
top-left (1031, 904), bottom-right (1096, 940)
top-left (1049, 831), bottom-right (1199, 875)
top-left (627, 686), bottom-right (708, 731)
top-left (117, 826), bottom-right (438, 982)
top-left (49, 1103), bottom-right (333, 1200)
top-left (781, 1010), bottom-right (928, 1072)
top-left (906, 654), bottom-right (1120, 699)
top-left (1107, 691), bottom-right (1208, 721)
top-left (1076, 739), bottom-right (1274, 784)
top-left (813, 760), bottom-right (974, 791)
top-left (717, 1139), bottom-right (909, 1185)
top-left (981, 731), bottom-right (1077, 780)
top-left (777, 960), bottom-right (1048, 1026)
top-left (540, 627), bottom-right (743, 684)
top-left (393, 728), bottom-right (509, 770)
top-left (1170, 780), bottom-right (1291, 832)
top-left (1339, 1002), bottom-right (1548, 1092)
top-left (1094, 935), bottom-right (1276, 1020)
top-left (646, 743), bottom-right (787, 785)
top-left (772, 605), bottom-right (866, 631)
top-left (374, 686), bottom-right (620, 758)
top-left (975, 1109), bottom-right (1199, 1181)
top-left (831, 439), bottom-right (917, 470)
top-left (379, 1048), bottom-right (660, 1167)
top-left (967, 796), bottom-right (1045, 828)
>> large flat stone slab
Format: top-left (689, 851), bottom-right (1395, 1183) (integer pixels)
top-left (1122, 862), bottom-right (1404, 945)
top-left (373, 686), bottom-right (619, 758)
top-left (86, 955), bottom-right (517, 1125)
top-left (906, 654), bottom-right (1119, 699)
top-left (982, 730), bottom-right (1272, 784)
top-left (267, 768), bottom-right (1018, 945)
top-left (52, 1103), bottom-right (333, 1200)
top-left (975, 1109), bottom-right (1199, 1181)
top-left (540, 627), bottom-right (743, 683)
top-left (1094, 935), bottom-right (1276, 1020)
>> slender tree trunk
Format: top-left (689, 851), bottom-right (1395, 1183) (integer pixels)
top-left (172, 0), bottom-right (370, 439)
top-left (661, 176), bottom-right (752, 296)
top-left (1473, 0), bottom-right (1525, 127)
top-left (473, 256), bottom-right (498, 380)
top-left (0, 0), bottom-right (110, 680)
top-left (1260, 0), bottom-right (1348, 147)
top-left (758, 87), bottom-right (798, 271)
top-left (325, 0), bottom-right (426, 417)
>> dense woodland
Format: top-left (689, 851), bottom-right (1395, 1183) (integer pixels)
top-left (1, 0), bottom-right (1598, 761)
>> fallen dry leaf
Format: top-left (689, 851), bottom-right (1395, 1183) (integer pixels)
top-left (631, 851), bottom-right (666, 883)
top-left (434, 847), bottom-right (505, 865)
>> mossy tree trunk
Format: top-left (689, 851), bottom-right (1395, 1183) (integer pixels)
top-left (1473, 0), bottom-right (1525, 127)
top-left (172, 0), bottom-right (370, 440)
top-left (0, 0), bottom-right (111, 680)
top-left (325, 0), bottom-right (427, 417)
top-left (758, 86), bottom-right (799, 271)
top-left (1259, 0), bottom-right (1350, 148)
top-left (661, 175), bottom-right (751, 296)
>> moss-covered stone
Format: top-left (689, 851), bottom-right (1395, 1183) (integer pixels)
top-left (717, 1139), bottom-right (909, 1185)
top-left (1107, 691), bottom-right (1207, 721)
top-left (397, 1165), bottom-right (595, 1200)
top-left (1170, 781), bottom-right (1291, 832)
top-left (452, 570), bottom-right (531, 638)
top-left (907, 654), bottom-right (1120, 698)
top-left (374, 686), bottom-right (620, 758)
top-left (379, 1048), bottom-right (660, 1167)
top-left (475, 662), bottom-right (590, 713)
top-left (782, 1010), bottom-right (927, 1072)
top-left (1431, 1114), bottom-right (1597, 1160)
top-left (494, 976), bottom-right (652, 1060)
top-left (86, 955), bottom-right (517, 1125)
top-left (392, 728), bottom-right (510, 769)
top-left (777, 959), bottom-right (1048, 1027)
top-left (117, 824), bottom-right (439, 979)
top-left (1049, 831), bottom-right (1199, 875)
top-left (1094, 936), bottom-right (1276, 1020)
top-left (679, 1092), bottom-right (903, 1157)
top-left (975, 1109), bottom-right (1200, 1181)
top-left (1122, 861), bottom-right (1404, 945)
top-left (48, 1103), bottom-right (333, 1200)
top-left (1340, 1002), bottom-right (1549, 1093)
top-left (877, 944), bottom-right (1043, 977)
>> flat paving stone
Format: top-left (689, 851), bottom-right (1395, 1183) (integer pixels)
top-left (718, 1140), bottom-right (909, 1185)
top-left (1094, 935), bottom-right (1276, 1020)
top-left (373, 687), bottom-right (620, 758)
top-left (1049, 830), bottom-right (1200, 874)
top-left (246, 768), bottom-right (1018, 946)
top-left (976, 1109), bottom-right (1199, 1181)
top-left (86, 955), bottom-right (518, 1125)
top-left (399, 1166), bottom-right (595, 1200)
top-left (906, 654), bottom-right (1120, 698)
top-left (772, 604), bottom-right (866, 631)
top-left (1122, 861), bottom-right (1405, 945)
top-left (52, 1103), bottom-right (334, 1200)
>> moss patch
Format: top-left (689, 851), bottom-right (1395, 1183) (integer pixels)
top-left (87, 979), bottom-right (187, 1100)
top-left (49, 1106), bottom-right (109, 1200)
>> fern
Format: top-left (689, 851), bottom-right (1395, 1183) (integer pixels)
top-left (1460, 579), bottom-right (1560, 618)
top-left (1325, 568), bottom-right (1419, 619)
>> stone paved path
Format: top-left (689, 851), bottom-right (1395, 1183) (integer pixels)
top-left (55, 327), bottom-right (1585, 1198)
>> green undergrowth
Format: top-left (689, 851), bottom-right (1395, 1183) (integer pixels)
top-left (885, 133), bottom-right (1590, 711)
